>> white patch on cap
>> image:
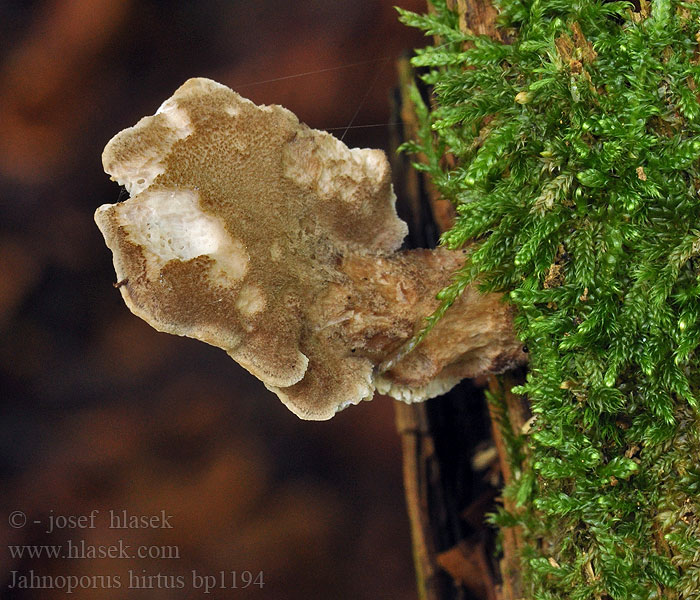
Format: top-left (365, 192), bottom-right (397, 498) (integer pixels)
top-left (110, 103), bottom-right (193, 197)
top-left (120, 189), bottom-right (249, 282)
top-left (236, 284), bottom-right (266, 317)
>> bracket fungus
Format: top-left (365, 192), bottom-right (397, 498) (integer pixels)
top-left (96, 78), bottom-right (525, 420)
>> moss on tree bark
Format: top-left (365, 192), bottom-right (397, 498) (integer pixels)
top-left (397, 0), bottom-right (700, 598)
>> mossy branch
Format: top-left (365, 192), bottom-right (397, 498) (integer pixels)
top-left (400, 0), bottom-right (700, 597)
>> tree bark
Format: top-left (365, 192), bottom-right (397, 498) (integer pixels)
top-left (391, 2), bottom-right (528, 598)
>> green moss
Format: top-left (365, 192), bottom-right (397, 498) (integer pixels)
top-left (399, 0), bottom-right (700, 597)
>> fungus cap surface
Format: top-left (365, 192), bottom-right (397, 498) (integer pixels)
top-left (96, 78), bottom-right (408, 419)
top-left (96, 78), bottom-right (525, 419)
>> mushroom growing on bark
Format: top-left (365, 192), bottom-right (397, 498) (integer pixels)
top-left (95, 78), bottom-right (525, 420)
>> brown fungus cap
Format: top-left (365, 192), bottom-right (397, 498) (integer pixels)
top-left (96, 78), bottom-right (525, 420)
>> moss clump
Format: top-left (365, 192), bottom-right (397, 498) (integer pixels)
top-left (400, 0), bottom-right (700, 597)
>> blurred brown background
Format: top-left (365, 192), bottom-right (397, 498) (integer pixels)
top-left (0, 1), bottom-right (428, 598)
